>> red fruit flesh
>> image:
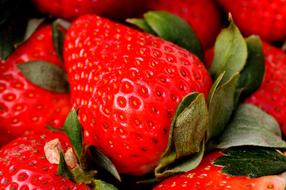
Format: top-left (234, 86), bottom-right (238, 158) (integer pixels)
top-left (246, 43), bottom-right (286, 136)
top-left (148, 0), bottom-right (222, 49)
top-left (219, 0), bottom-right (286, 42)
top-left (0, 132), bottom-right (89, 189)
top-left (33, 0), bottom-right (149, 20)
top-left (154, 151), bottom-right (286, 190)
top-left (64, 15), bottom-right (212, 175)
top-left (0, 25), bottom-right (70, 146)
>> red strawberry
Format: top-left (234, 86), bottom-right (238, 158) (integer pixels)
top-left (0, 25), bottom-right (70, 146)
top-left (154, 151), bottom-right (286, 190)
top-left (32, 0), bottom-right (149, 20)
top-left (204, 48), bottom-right (214, 69)
top-left (0, 132), bottom-right (89, 189)
top-left (64, 15), bottom-right (212, 175)
top-left (218, 0), bottom-right (286, 42)
top-left (147, 0), bottom-right (222, 49)
top-left (246, 43), bottom-right (286, 136)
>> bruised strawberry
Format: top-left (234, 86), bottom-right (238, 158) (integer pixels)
top-left (218, 0), bottom-right (286, 42)
top-left (64, 15), bottom-right (212, 175)
top-left (147, 0), bottom-right (222, 49)
top-left (0, 132), bottom-right (89, 189)
top-left (0, 25), bottom-right (70, 146)
top-left (33, 0), bottom-right (149, 20)
top-left (246, 43), bottom-right (286, 136)
top-left (154, 151), bottom-right (286, 190)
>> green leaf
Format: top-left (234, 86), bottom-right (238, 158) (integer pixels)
top-left (52, 19), bottom-right (70, 61)
top-left (71, 166), bottom-right (94, 184)
top-left (209, 20), bottom-right (247, 83)
top-left (207, 73), bottom-right (239, 140)
top-left (174, 95), bottom-right (208, 157)
top-left (22, 18), bottom-right (45, 44)
top-left (126, 18), bottom-right (156, 35)
top-left (64, 109), bottom-right (83, 159)
top-left (155, 141), bottom-right (205, 179)
top-left (17, 60), bottom-right (69, 93)
top-left (58, 152), bottom-right (74, 180)
top-left (237, 36), bottom-right (265, 100)
top-left (217, 104), bottom-right (286, 149)
top-left (88, 146), bottom-right (121, 182)
top-left (94, 179), bottom-right (118, 190)
top-left (155, 93), bottom-right (208, 179)
top-left (142, 11), bottom-right (203, 60)
top-left (214, 147), bottom-right (286, 178)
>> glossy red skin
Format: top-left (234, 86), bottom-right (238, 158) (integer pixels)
top-left (154, 151), bottom-right (286, 190)
top-left (246, 43), bottom-right (286, 136)
top-left (148, 0), bottom-right (222, 49)
top-left (204, 48), bottom-right (214, 69)
top-left (0, 25), bottom-right (70, 146)
top-left (33, 0), bottom-right (149, 20)
top-left (64, 15), bottom-right (212, 175)
top-left (0, 132), bottom-right (89, 189)
top-left (219, 0), bottom-right (286, 42)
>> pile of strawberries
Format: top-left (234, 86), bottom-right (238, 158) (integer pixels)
top-left (1, 0), bottom-right (286, 189)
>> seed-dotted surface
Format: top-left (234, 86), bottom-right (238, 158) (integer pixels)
top-left (0, 25), bottom-right (70, 146)
top-left (154, 151), bottom-right (285, 190)
top-left (64, 15), bottom-right (212, 175)
top-left (0, 133), bottom-right (88, 190)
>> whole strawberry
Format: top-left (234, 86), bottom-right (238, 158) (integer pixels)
top-left (154, 151), bottom-right (286, 190)
top-left (0, 132), bottom-right (89, 189)
top-left (147, 0), bottom-right (222, 49)
top-left (64, 15), bottom-right (212, 175)
top-left (32, 0), bottom-right (149, 20)
top-left (246, 43), bottom-right (286, 136)
top-left (0, 25), bottom-right (70, 146)
top-left (218, 0), bottom-right (286, 42)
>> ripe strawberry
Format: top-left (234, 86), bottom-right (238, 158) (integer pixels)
top-left (204, 48), bottom-right (214, 69)
top-left (147, 0), bottom-right (222, 49)
top-left (246, 43), bottom-right (286, 136)
top-left (64, 15), bottom-right (212, 175)
top-left (0, 132), bottom-right (89, 189)
top-left (0, 25), bottom-right (70, 146)
top-left (218, 0), bottom-right (286, 42)
top-left (32, 0), bottom-right (149, 20)
top-left (154, 151), bottom-right (286, 190)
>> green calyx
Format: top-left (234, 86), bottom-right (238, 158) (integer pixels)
top-left (127, 10), bottom-right (203, 60)
top-left (52, 18), bottom-right (70, 61)
top-left (154, 17), bottom-right (281, 180)
top-left (214, 147), bottom-right (286, 178)
top-left (57, 109), bottom-right (120, 190)
top-left (17, 60), bottom-right (69, 93)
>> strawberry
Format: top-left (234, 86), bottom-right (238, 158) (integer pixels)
top-left (246, 43), bottom-right (286, 136)
top-left (64, 15), bottom-right (212, 175)
top-left (32, 0), bottom-right (149, 20)
top-left (0, 132), bottom-right (90, 189)
top-left (0, 25), bottom-right (70, 146)
top-left (147, 0), bottom-right (222, 49)
top-left (218, 0), bottom-right (286, 42)
top-left (153, 151), bottom-right (286, 190)
top-left (204, 48), bottom-right (214, 69)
